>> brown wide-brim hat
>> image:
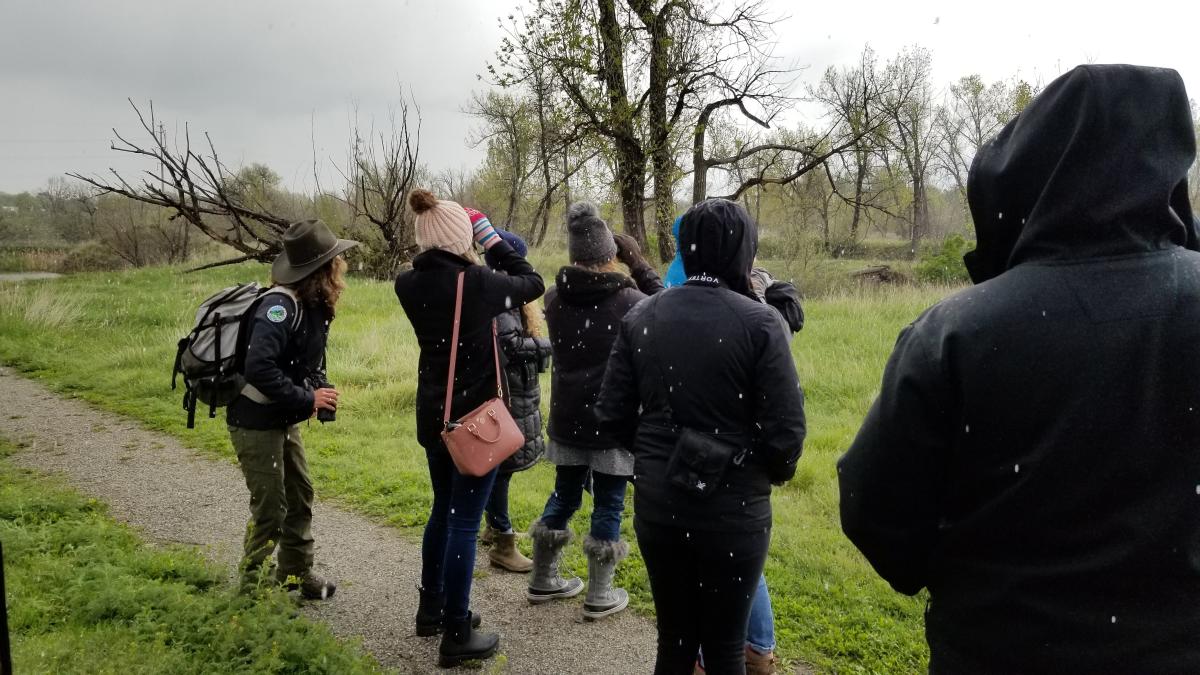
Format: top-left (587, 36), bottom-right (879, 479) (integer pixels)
top-left (271, 219), bottom-right (359, 284)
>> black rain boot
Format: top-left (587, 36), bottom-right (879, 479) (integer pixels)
top-left (438, 612), bottom-right (499, 667)
top-left (415, 586), bottom-right (445, 637)
top-left (415, 586), bottom-right (483, 637)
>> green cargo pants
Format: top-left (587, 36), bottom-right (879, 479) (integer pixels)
top-left (229, 424), bottom-right (314, 587)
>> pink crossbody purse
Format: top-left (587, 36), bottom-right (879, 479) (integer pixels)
top-left (439, 271), bottom-right (524, 476)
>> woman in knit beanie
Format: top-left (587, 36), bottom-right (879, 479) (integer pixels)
top-left (394, 188), bottom-right (545, 667)
top-left (526, 201), bottom-right (663, 621)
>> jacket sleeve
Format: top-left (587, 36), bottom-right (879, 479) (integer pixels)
top-left (751, 311), bottom-right (806, 483)
top-left (838, 322), bottom-right (952, 596)
top-left (496, 309), bottom-right (545, 366)
top-left (629, 259), bottom-right (665, 296)
top-left (481, 240), bottom-right (546, 314)
top-left (242, 296), bottom-right (314, 414)
top-left (595, 303), bottom-right (646, 449)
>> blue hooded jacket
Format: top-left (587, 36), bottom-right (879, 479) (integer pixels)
top-left (664, 215), bottom-right (686, 287)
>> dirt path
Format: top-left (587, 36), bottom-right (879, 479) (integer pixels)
top-left (0, 367), bottom-right (658, 673)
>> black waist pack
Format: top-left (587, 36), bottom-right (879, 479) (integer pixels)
top-left (666, 428), bottom-right (748, 499)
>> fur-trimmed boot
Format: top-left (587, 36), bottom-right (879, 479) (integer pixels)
top-left (526, 520), bottom-right (584, 603)
top-left (415, 586), bottom-right (481, 637)
top-left (438, 611), bottom-right (499, 667)
top-left (489, 531), bottom-right (533, 573)
top-left (581, 535), bottom-right (629, 620)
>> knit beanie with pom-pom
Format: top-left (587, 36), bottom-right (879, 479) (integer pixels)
top-left (409, 188), bottom-right (473, 257)
top-left (567, 201), bottom-right (618, 265)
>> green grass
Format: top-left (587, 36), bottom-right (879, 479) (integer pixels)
top-left (0, 253), bottom-right (959, 674)
top-left (0, 439), bottom-right (381, 674)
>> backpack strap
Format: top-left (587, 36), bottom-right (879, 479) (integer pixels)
top-left (260, 286), bottom-right (304, 330)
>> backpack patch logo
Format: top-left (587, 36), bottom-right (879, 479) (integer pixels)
top-left (266, 305), bottom-right (288, 323)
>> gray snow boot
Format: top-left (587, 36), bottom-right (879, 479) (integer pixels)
top-left (526, 520), bottom-right (584, 604)
top-left (581, 535), bottom-right (629, 620)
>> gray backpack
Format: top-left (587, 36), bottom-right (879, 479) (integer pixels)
top-left (171, 283), bottom-right (301, 427)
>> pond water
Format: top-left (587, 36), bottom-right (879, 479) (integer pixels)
top-left (0, 272), bottom-right (63, 282)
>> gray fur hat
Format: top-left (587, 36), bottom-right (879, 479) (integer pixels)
top-left (567, 201), bottom-right (618, 265)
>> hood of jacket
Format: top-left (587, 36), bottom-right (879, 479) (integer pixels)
top-left (553, 265), bottom-right (635, 306)
top-left (964, 64), bottom-right (1197, 283)
top-left (680, 199), bottom-right (759, 299)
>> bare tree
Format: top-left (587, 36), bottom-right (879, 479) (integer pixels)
top-left (68, 100), bottom-right (293, 269)
top-left (433, 167), bottom-right (474, 205)
top-left (467, 91), bottom-right (534, 232)
top-left (933, 74), bottom-right (1010, 222)
top-left (879, 47), bottom-right (940, 257)
top-left (340, 96), bottom-right (423, 277)
top-left (810, 47), bottom-right (894, 243)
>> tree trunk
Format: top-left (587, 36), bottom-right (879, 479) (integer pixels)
top-left (533, 68), bottom-right (553, 244)
top-left (597, 0), bottom-right (647, 248)
top-left (692, 106), bottom-right (713, 205)
top-left (910, 173), bottom-right (928, 258)
top-left (849, 149), bottom-right (867, 240)
top-left (616, 142), bottom-right (648, 245)
top-left (644, 3), bottom-right (677, 263)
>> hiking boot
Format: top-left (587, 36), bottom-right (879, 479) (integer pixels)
top-left (526, 520), bottom-right (584, 604)
top-left (489, 531), bottom-right (533, 573)
top-left (438, 612), bottom-right (499, 667)
top-left (481, 523), bottom-right (495, 546)
top-left (278, 571), bottom-right (336, 600)
top-left (581, 536), bottom-right (629, 620)
top-left (745, 645), bottom-right (778, 675)
top-left (415, 586), bottom-right (482, 636)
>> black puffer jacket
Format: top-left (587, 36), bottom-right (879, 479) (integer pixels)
top-left (839, 65), bottom-right (1200, 674)
top-left (227, 293), bottom-right (328, 430)
top-left (596, 199), bottom-right (806, 532)
top-left (394, 242), bottom-right (545, 450)
top-left (544, 261), bottom-right (662, 449)
top-left (495, 307), bottom-right (551, 472)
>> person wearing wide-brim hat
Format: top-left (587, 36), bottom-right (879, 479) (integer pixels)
top-left (227, 218), bottom-right (358, 599)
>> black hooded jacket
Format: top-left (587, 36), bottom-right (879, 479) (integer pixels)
top-left (226, 293), bottom-right (328, 430)
top-left (596, 199), bottom-right (806, 532)
top-left (394, 241), bottom-right (545, 450)
top-left (494, 306), bottom-right (550, 472)
top-left (839, 65), bottom-right (1200, 674)
top-left (544, 261), bottom-right (662, 450)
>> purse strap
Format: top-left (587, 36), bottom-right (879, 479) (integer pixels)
top-left (443, 270), bottom-right (505, 427)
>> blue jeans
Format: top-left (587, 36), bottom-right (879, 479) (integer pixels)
top-left (698, 577), bottom-right (776, 667)
top-left (539, 465), bottom-right (627, 541)
top-left (421, 443), bottom-right (498, 621)
top-left (747, 575), bottom-right (776, 653)
top-left (484, 471), bottom-right (513, 532)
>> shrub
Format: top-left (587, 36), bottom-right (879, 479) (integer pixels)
top-left (914, 234), bottom-right (971, 284)
top-left (59, 241), bottom-right (127, 273)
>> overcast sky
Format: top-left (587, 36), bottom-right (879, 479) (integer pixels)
top-left (1, 0), bottom-right (1196, 193)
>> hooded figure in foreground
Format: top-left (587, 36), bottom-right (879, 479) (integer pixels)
top-left (839, 64), bottom-right (1200, 674)
top-left (597, 198), bottom-right (806, 674)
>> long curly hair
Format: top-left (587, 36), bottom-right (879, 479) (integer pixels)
top-left (279, 256), bottom-right (348, 316)
top-left (520, 301), bottom-right (545, 338)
